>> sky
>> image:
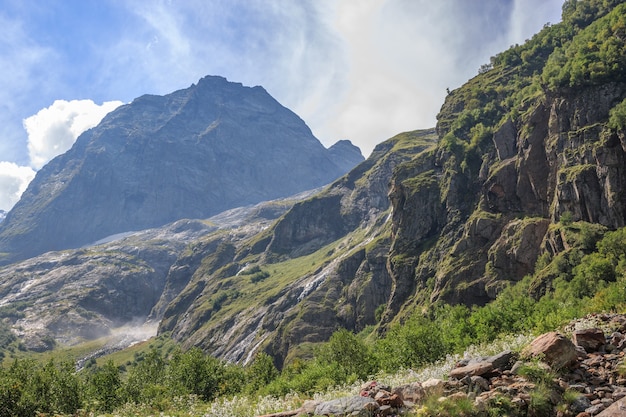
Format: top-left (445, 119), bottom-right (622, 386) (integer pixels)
top-left (0, 0), bottom-right (564, 212)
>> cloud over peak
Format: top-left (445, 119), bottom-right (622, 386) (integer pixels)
top-left (23, 99), bottom-right (123, 170)
top-left (0, 99), bottom-right (122, 211)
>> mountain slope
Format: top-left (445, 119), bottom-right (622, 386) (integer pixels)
top-left (0, 76), bottom-right (362, 264)
top-left (158, 129), bottom-right (438, 365)
top-left (0, 191), bottom-right (312, 352)
top-left (152, 1), bottom-right (626, 365)
top-left (3, 0), bottom-right (626, 371)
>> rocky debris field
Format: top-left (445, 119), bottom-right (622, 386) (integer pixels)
top-left (258, 314), bottom-right (626, 417)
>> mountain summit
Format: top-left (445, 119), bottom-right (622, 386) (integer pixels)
top-left (0, 76), bottom-right (362, 264)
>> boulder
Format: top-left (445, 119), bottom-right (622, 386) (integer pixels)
top-left (422, 378), bottom-right (446, 393)
top-left (523, 332), bottom-right (579, 369)
top-left (487, 350), bottom-right (516, 371)
top-left (314, 396), bottom-right (378, 416)
top-left (596, 397), bottom-right (626, 416)
top-left (573, 328), bottom-right (606, 352)
top-left (374, 391), bottom-right (404, 408)
top-left (392, 382), bottom-right (425, 403)
top-left (449, 361), bottom-right (494, 379)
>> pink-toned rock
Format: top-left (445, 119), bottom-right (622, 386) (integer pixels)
top-left (573, 328), bottom-right (606, 352)
top-left (523, 332), bottom-right (578, 369)
top-left (449, 361), bottom-right (494, 379)
top-left (374, 391), bottom-right (404, 408)
top-left (392, 382), bottom-right (425, 403)
top-left (596, 397), bottom-right (626, 416)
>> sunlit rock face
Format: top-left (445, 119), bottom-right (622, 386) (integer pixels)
top-left (0, 75), bottom-right (363, 265)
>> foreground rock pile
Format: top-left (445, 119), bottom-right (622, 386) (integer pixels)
top-left (258, 314), bottom-right (626, 417)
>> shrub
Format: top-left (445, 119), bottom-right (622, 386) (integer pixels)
top-left (317, 328), bottom-right (374, 380)
top-left (375, 315), bottom-right (449, 372)
top-left (86, 360), bottom-right (122, 412)
top-left (609, 98), bottom-right (626, 131)
top-left (245, 352), bottom-right (279, 394)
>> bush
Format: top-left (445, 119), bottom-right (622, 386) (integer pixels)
top-left (245, 352), bottom-right (279, 393)
top-left (375, 315), bottom-right (449, 372)
top-left (317, 328), bottom-right (374, 380)
top-left (609, 98), bottom-right (626, 131)
top-left (167, 347), bottom-right (225, 401)
top-left (0, 358), bottom-right (83, 416)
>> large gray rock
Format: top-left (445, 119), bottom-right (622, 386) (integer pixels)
top-left (0, 75), bottom-right (363, 265)
top-left (314, 396), bottom-right (378, 416)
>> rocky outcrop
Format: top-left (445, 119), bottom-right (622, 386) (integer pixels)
top-left (383, 44), bottom-right (626, 311)
top-left (259, 315), bottom-right (626, 417)
top-left (0, 75), bottom-right (363, 265)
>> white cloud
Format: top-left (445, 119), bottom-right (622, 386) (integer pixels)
top-left (93, 0), bottom-right (562, 157)
top-left (0, 162), bottom-right (35, 211)
top-left (23, 99), bottom-right (123, 170)
top-left (0, 0), bottom-right (565, 214)
top-left (0, 99), bottom-right (123, 211)
top-left (309, 0), bottom-right (564, 156)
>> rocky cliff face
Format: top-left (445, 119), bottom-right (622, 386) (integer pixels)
top-left (382, 3), bottom-right (626, 314)
top-left (156, 2), bottom-right (626, 365)
top-left (158, 130), bottom-right (438, 366)
top-left (0, 76), bottom-right (362, 264)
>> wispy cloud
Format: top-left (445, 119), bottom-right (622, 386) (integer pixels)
top-left (0, 0), bottom-right (563, 212)
top-left (0, 12), bottom-right (57, 165)
top-left (317, 0), bottom-right (563, 154)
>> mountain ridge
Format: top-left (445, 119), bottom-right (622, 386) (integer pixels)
top-left (0, 75), bottom-right (362, 265)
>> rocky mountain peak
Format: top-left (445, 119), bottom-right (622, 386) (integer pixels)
top-left (0, 76), bottom-right (363, 265)
top-left (327, 140), bottom-right (366, 173)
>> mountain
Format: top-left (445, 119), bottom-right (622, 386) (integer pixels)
top-left (0, 75), bottom-right (363, 265)
top-left (0, 210), bottom-right (5, 223)
top-left (326, 139), bottom-right (365, 173)
top-left (1, 0), bottom-right (626, 370)
top-left (153, 1), bottom-right (626, 364)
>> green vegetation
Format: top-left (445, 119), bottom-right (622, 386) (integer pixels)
top-left (543, 3), bottom-right (626, 87)
top-left (0, 169), bottom-right (621, 414)
top-left (4, 2), bottom-right (626, 416)
top-left (609, 97), bottom-right (626, 130)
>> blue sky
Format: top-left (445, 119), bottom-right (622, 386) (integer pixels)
top-left (0, 0), bottom-right (563, 211)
